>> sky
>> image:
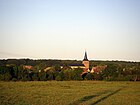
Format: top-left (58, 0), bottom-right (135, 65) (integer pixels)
top-left (0, 0), bottom-right (140, 61)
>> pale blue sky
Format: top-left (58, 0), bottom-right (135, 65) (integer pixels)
top-left (0, 0), bottom-right (140, 61)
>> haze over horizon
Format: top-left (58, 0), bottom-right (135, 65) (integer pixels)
top-left (0, 0), bottom-right (140, 62)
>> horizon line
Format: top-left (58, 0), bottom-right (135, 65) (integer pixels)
top-left (0, 58), bottom-right (139, 62)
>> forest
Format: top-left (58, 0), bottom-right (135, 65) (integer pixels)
top-left (0, 59), bottom-right (140, 81)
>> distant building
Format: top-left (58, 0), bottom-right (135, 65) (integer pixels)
top-left (68, 51), bottom-right (90, 71)
top-left (59, 51), bottom-right (90, 71)
top-left (82, 51), bottom-right (90, 72)
top-left (69, 64), bottom-right (85, 69)
top-left (23, 65), bottom-right (33, 70)
top-left (91, 65), bottom-right (107, 74)
top-left (81, 51), bottom-right (90, 77)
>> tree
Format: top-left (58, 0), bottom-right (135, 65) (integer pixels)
top-left (93, 73), bottom-right (103, 80)
top-left (21, 69), bottom-right (29, 81)
top-left (72, 68), bottom-right (83, 80)
top-left (7, 59), bottom-right (19, 66)
top-left (38, 70), bottom-right (47, 81)
top-left (32, 72), bottom-right (39, 81)
top-left (63, 69), bottom-right (73, 80)
top-left (85, 73), bottom-right (94, 80)
top-left (54, 65), bottom-right (61, 72)
top-left (47, 71), bottom-right (55, 80)
top-left (4, 72), bottom-right (12, 81)
top-left (102, 64), bottom-right (118, 80)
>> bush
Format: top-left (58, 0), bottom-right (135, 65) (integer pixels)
top-left (12, 78), bottom-right (17, 81)
top-left (4, 72), bottom-right (12, 81)
top-left (0, 74), bottom-right (4, 81)
top-left (124, 75), bottom-right (133, 81)
top-left (93, 73), bottom-right (103, 80)
top-left (32, 73), bottom-right (39, 81)
top-left (105, 75), bottom-right (133, 81)
top-left (105, 77), bottom-right (116, 81)
top-left (72, 68), bottom-right (83, 80)
top-left (38, 72), bottom-right (47, 81)
top-left (56, 75), bottom-right (62, 81)
top-left (85, 73), bottom-right (94, 80)
top-left (47, 72), bottom-right (55, 80)
top-left (63, 70), bottom-right (73, 80)
top-left (21, 77), bottom-right (29, 81)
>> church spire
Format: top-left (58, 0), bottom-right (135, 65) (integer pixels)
top-left (83, 51), bottom-right (88, 61)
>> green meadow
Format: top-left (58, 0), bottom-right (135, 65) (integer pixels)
top-left (0, 81), bottom-right (140, 105)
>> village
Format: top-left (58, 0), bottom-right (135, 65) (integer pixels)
top-left (0, 51), bottom-right (139, 81)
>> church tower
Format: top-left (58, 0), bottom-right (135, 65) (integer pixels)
top-left (82, 51), bottom-right (89, 69)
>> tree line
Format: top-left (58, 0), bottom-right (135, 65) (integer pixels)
top-left (0, 59), bottom-right (140, 81)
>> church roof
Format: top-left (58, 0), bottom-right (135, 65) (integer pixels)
top-left (83, 51), bottom-right (89, 61)
top-left (60, 64), bottom-right (84, 67)
top-left (69, 64), bottom-right (84, 66)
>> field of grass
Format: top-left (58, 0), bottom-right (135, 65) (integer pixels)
top-left (0, 81), bottom-right (140, 105)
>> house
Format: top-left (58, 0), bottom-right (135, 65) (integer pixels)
top-left (91, 65), bottom-right (107, 74)
top-left (23, 65), bottom-right (33, 70)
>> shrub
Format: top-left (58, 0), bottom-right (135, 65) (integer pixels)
top-left (0, 74), bottom-right (4, 81)
top-left (56, 75), bottom-right (62, 81)
top-left (4, 72), bottom-right (12, 81)
top-left (32, 73), bottom-right (39, 81)
top-left (12, 78), bottom-right (17, 81)
top-left (85, 73), bottom-right (94, 80)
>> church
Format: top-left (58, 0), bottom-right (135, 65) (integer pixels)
top-left (82, 51), bottom-right (90, 72)
top-left (68, 51), bottom-right (90, 73)
top-left (69, 51), bottom-right (107, 76)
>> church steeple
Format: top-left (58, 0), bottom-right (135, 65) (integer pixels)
top-left (83, 51), bottom-right (88, 61)
top-left (82, 51), bottom-right (89, 69)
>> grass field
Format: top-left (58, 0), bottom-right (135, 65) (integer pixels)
top-left (0, 81), bottom-right (140, 105)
